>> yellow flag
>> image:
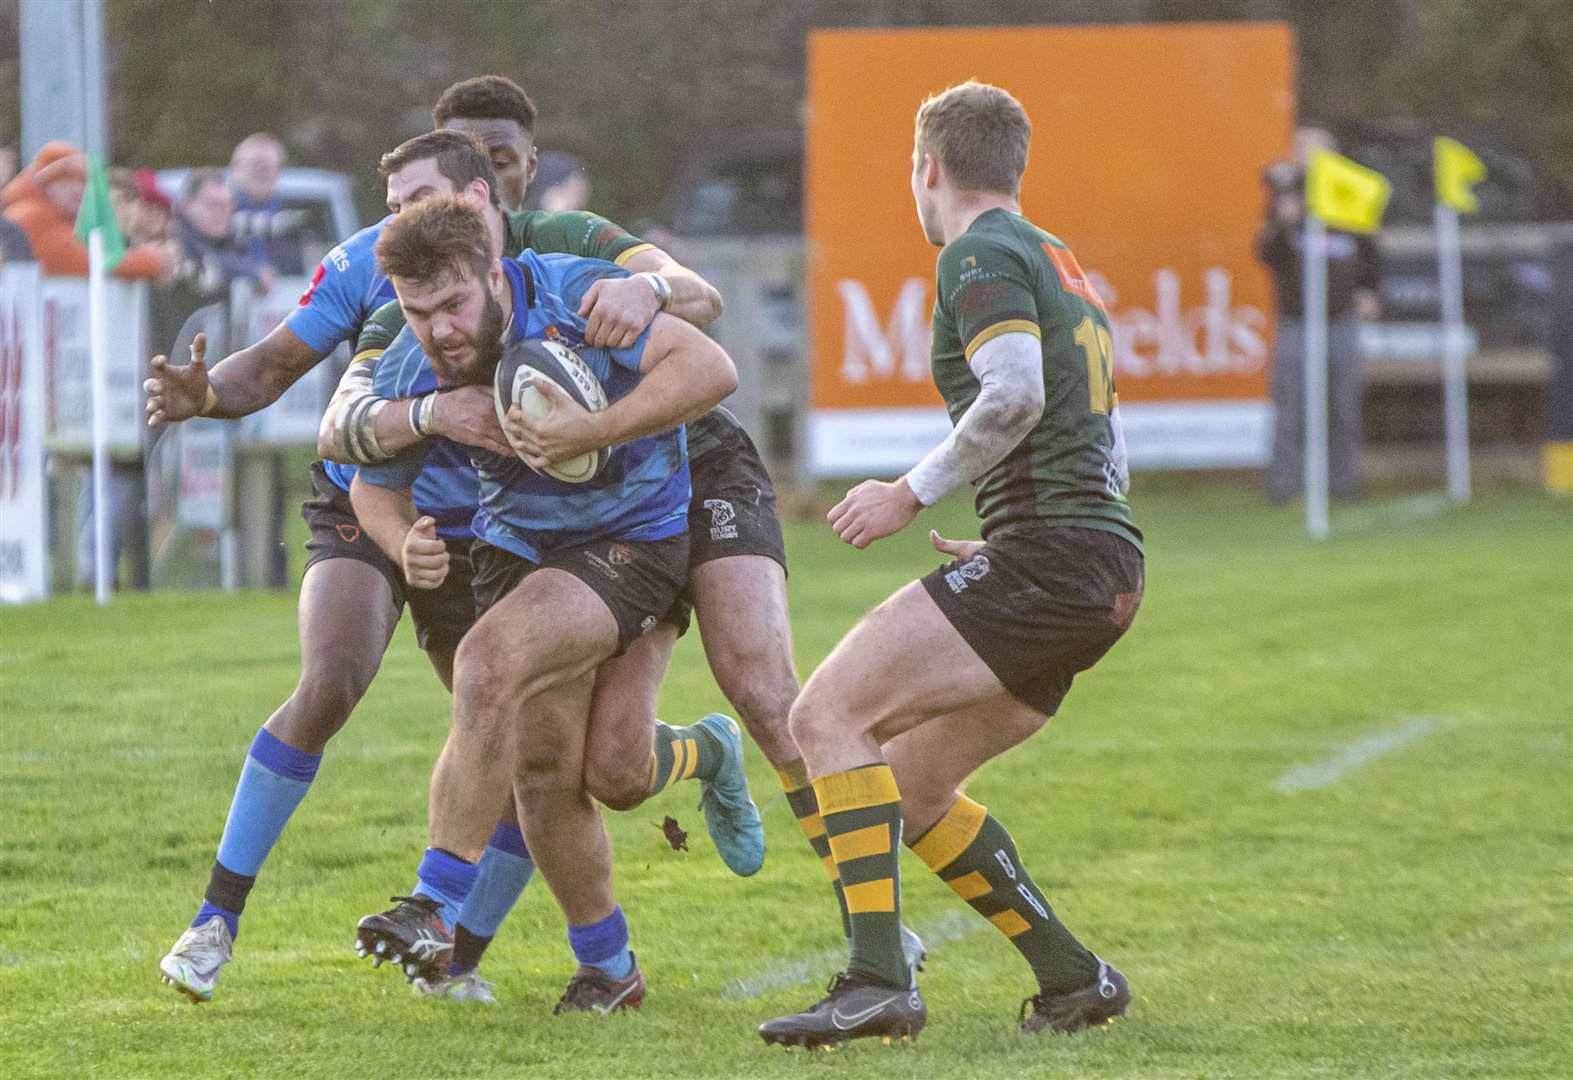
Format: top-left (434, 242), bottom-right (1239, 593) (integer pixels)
top-left (1306, 147), bottom-right (1391, 234)
top-left (1434, 136), bottom-right (1486, 214)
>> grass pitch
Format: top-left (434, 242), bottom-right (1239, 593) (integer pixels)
top-left (1, 483), bottom-right (1569, 1079)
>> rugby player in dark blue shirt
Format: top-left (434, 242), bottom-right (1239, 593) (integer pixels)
top-left (352, 195), bottom-right (737, 1012)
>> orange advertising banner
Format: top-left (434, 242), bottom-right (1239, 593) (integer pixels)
top-left (805, 23), bottom-right (1294, 472)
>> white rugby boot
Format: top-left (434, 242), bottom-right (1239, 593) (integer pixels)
top-left (158, 915), bottom-right (234, 1003)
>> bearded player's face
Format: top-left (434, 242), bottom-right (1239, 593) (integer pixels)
top-left (392, 268), bottom-right (506, 387)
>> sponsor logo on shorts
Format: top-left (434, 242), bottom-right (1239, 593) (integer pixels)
top-left (336, 523), bottom-right (361, 543)
top-left (639, 614), bottom-right (657, 634)
top-left (943, 554), bottom-right (990, 593)
top-left (703, 499), bottom-right (738, 541)
top-left (584, 551), bottom-right (620, 580)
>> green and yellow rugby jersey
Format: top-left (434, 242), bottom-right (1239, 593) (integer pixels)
top-left (503, 208), bottom-right (654, 270)
top-left (930, 208), bottom-right (1139, 548)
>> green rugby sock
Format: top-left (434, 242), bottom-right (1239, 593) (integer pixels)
top-left (815, 763), bottom-right (908, 988)
top-left (911, 796), bottom-right (1099, 995)
top-left (646, 721), bottom-right (724, 796)
top-left (778, 762), bottom-right (852, 939)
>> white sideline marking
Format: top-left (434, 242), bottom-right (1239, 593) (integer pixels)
top-left (1273, 717), bottom-right (1442, 793)
top-left (721, 911), bottom-right (981, 1000)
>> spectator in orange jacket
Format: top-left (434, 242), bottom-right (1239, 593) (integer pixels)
top-left (0, 141), bottom-right (174, 279)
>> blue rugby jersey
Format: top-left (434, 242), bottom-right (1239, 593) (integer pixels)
top-left (286, 215), bottom-right (397, 356)
top-left (285, 215), bottom-right (481, 537)
top-left (360, 251), bottom-right (691, 563)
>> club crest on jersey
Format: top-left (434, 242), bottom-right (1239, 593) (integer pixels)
top-left (944, 554), bottom-right (990, 593)
top-left (703, 499), bottom-right (738, 541)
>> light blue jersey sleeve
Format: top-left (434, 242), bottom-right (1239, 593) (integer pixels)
top-left (283, 216), bottom-right (394, 355)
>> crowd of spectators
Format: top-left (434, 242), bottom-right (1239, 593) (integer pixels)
top-left (1, 133), bottom-right (305, 317)
top-left (1, 132), bottom-right (308, 590)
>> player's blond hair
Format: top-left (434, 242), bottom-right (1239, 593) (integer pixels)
top-left (915, 81), bottom-right (1031, 196)
top-left (375, 194), bottom-right (491, 289)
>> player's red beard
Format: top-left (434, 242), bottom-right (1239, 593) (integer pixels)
top-left (432, 289), bottom-right (506, 387)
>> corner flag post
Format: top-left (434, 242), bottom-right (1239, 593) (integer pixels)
top-left (74, 153), bottom-right (127, 604)
top-left (1301, 210), bottom-right (1330, 540)
top-left (88, 227), bottom-right (111, 603)
top-left (1303, 147), bottom-right (1391, 540)
top-left (1434, 136), bottom-right (1486, 504)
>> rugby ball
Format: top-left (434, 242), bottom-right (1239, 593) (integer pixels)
top-left (493, 337), bottom-right (610, 483)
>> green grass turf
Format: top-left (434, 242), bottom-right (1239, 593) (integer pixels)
top-left (1, 484), bottom-right (1569, 1078)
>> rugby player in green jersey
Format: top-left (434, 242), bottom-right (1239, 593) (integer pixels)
top-left (759, 82), bottom-right (1143, 1049)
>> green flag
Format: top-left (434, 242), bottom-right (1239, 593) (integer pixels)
top-left (72, 154), bottom-right (127, 272)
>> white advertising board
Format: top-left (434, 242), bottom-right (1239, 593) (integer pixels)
top-left (1, 263), bottom-right (51, 603)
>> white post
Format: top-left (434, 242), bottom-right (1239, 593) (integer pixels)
top-left (1435, 202), bottom-right (1471, 503)
top-left (88, 227), bottom-right (112, 603)
top-left (220, 422), bottom-right (238, 592)
top-left (1302, 215), bottom-right (1330, 540)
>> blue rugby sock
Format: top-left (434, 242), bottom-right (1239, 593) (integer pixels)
top-left (460, 823), bottom-right (534, 939)
top-left (448, 823), bottom-right (534, 976)
top-left (193, 901), bottom-right (240, 940)
top-left (413, 847), bottom-right (478, 929)
top-left (196, 727), bottom-right (321, 938)
top-left (567, 906), bottom-right (633, 980)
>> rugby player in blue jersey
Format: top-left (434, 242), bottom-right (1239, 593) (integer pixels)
top-left (352, 194), bottom-right (735, 1012)
top-left (147, 81), bottom-right (737, 1004)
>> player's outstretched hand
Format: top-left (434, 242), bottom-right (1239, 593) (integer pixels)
top-left (828, 477), bottom-right (923, 549)
top-left (433, 385), bottom-right (514, 458)
top-left (144, 332), bottom-right (212, 427)
top-left (504, 380), bottom-right (600, 469)
top-left (578, 276), bottom-right (658, 350)
top-left (929, 529), bottom-right (986, 562)
top-left (401, 516), bottom-right (449, 590)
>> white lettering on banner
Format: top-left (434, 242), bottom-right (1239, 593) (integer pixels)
top-left (837, 277), bottom-right (931, 384)
top-left (1088, 268), bottom-right (1267, 379)
top-left (815, 268), bottom-right (1270, 474)
top-left (833, 269), bottom-right (1266, 386)
top-left (0, 264), bottom-right (51, 603)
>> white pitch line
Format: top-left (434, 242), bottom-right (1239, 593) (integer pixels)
top-left (721, 910), bottom-right (981, 1000)
top-left (1273, 716), bottom-right (1442, 793)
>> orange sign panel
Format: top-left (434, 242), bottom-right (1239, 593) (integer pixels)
top-left (806, 23), bottom-right (1294, 471)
